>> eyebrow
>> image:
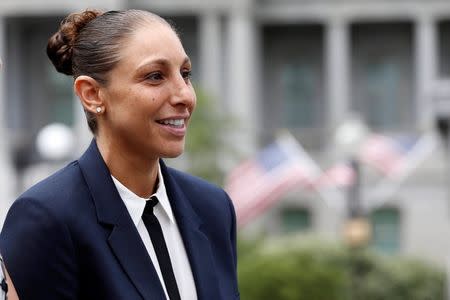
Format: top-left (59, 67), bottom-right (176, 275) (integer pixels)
top-left (136, 56), bottom-right (192, 72)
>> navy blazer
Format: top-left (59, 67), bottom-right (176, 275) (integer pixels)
top-left (0, 140), bottom-right (239, 299)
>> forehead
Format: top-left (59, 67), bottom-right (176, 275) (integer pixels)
top-left (117, 21), bottom-right (187, 68)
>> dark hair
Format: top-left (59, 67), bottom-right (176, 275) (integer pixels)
top-left (47, 9), bottom-right (171, 133)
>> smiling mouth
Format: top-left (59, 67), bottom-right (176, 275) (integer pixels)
top-left (156, 119), bottom-right (185, 128)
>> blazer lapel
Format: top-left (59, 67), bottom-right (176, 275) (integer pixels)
top-left (161, 161), bottom-right (221, 300)
top-left (78, 140), bottom-right (165, 299)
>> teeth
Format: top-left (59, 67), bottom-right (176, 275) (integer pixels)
top-left (161, 119), bottom-right (184, 126)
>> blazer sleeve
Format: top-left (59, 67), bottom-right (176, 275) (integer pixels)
top-left (226, 191), bottom-right (238, 272)
top-left (0, 197), bottom-right (78, 300)
top-left (224, 190), bottom-right (240, 299)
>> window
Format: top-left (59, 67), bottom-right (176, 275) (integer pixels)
top-left (438, 20), bottom-right (450, 78)
top-left (262, 24), bottom-right (325, 144)
top-left (6, 16), bottom-right (75, 168)
top-left (281, 207), bottom-right (312, 233)
top-left (45, 62), bottom-right (74, 126)
top-left (370, 207), bottom-right (401, 254)
top-left (164, 16), bottom-right (199, 83)
top-left (351, 23), bottom-right (414, 131)
top-left (281, 62), bottom-right (319, 128)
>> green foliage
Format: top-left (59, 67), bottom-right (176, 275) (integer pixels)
top-left (184, 89), bottom-right (232, 185)
top-left (349, 252), bottom-right (446, 300)
top-left (238, 237), bottom-right (446, 300)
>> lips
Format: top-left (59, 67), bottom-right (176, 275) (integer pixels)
top-left (155, 116), bottom-right (189, 137)
top-left (156, 118), bottom-right (185, 128)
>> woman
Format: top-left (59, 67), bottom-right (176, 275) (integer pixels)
top-left (0, 58), bottom-right (19, 300)
top-left (0, 9), bottom-right (239, 300)
top-left (1, 254), bottom-right (19, 300)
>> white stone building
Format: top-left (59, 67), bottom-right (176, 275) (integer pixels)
top-left (1, 0), bottom-right (450, 266)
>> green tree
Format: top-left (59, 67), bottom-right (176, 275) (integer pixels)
top-left (183, 89), bottom-right (235, 185)
top-left (238, 236), bottom-right (446, 300)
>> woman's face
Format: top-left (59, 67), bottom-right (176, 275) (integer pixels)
top-left (99, 21), bottom-right (196, 160)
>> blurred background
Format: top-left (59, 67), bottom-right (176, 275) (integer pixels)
top-left (1, 0), bottom-right (450, 298)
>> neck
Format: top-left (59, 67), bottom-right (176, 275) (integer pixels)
top-left (96, 135), bottom-right (159, 198)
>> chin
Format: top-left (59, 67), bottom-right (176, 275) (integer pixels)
top-left (164, 152), bottom-right (183, 159)
top-left (161, 145), bottom-right (185, 158)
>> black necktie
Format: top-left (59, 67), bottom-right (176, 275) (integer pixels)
top-left (142, 196), bottom-right (181, 300)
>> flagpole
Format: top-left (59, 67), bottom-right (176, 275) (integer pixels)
top-left (348, 158), bottom-right (362, 218)
top-left (443, 129), bottom-right (450, 217)
top-left (433, 89), bottom-right (450, 217)
top-left (434, 118), bottom-right (450, 216)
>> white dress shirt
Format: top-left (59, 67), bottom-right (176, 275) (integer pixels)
top-left (112, 165), bottom-right (198, 300)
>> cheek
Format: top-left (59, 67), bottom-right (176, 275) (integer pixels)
top-left (110, 99), bottom-right (145, 131)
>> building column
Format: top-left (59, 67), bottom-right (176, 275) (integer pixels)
top-left (225, 9), bottom-right (258, 156)
top-left (199, 11), bottom-right (222, 101)
top-left (0, 16), bottom-right (16, 225)
top-left (326, 18), bottom-right (350, 128)
top-left (415, 16), bottom-right (437, 130)
top-left (107, 0), bottom-right (126, 10)
top-left (73, 95), bottom-right (92, 156)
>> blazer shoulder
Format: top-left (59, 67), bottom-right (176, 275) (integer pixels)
top-left (0, 162), bottom-right (81, 300)
top-left (18, 160), bottom-right (87, 211)
top-left (167, 167), bottom-right (227, 198)
top-left (166, 167), bottom-right (235, 223)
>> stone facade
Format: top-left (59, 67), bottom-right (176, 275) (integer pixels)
top-left (0, 0), bottom-right (450, 267)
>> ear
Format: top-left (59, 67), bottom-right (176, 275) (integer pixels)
top-left (74, 76), bottom-right (104, 114)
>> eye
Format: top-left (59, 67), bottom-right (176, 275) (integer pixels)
top-left (145, 72), bottom-right (164, 82)
top-left (181, 69), bottom-right (192, 81)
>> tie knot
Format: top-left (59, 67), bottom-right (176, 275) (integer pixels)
top-left (143, 196), bottom-right (159, 216)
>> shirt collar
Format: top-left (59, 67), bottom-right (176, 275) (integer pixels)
top-left (111, 163), bottom-right (175, 226)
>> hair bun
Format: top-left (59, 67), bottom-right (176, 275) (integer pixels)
top-left (47, 9), bottom-right (103, 75)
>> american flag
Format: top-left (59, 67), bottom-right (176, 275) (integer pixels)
top-left (365, 132), bottom-right (438, 207)
top-left (313, 162), bottom-right (356, 188)
top-left (358, 134), bottom-right (416, 176)
top-left (225, 134), bottom-right (320, 227)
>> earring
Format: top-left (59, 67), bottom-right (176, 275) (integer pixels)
top-left (96, 107), bottom-right (102, 113)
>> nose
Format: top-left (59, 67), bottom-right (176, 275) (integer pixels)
top-left (170, 74), bottom-right (196, 109)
